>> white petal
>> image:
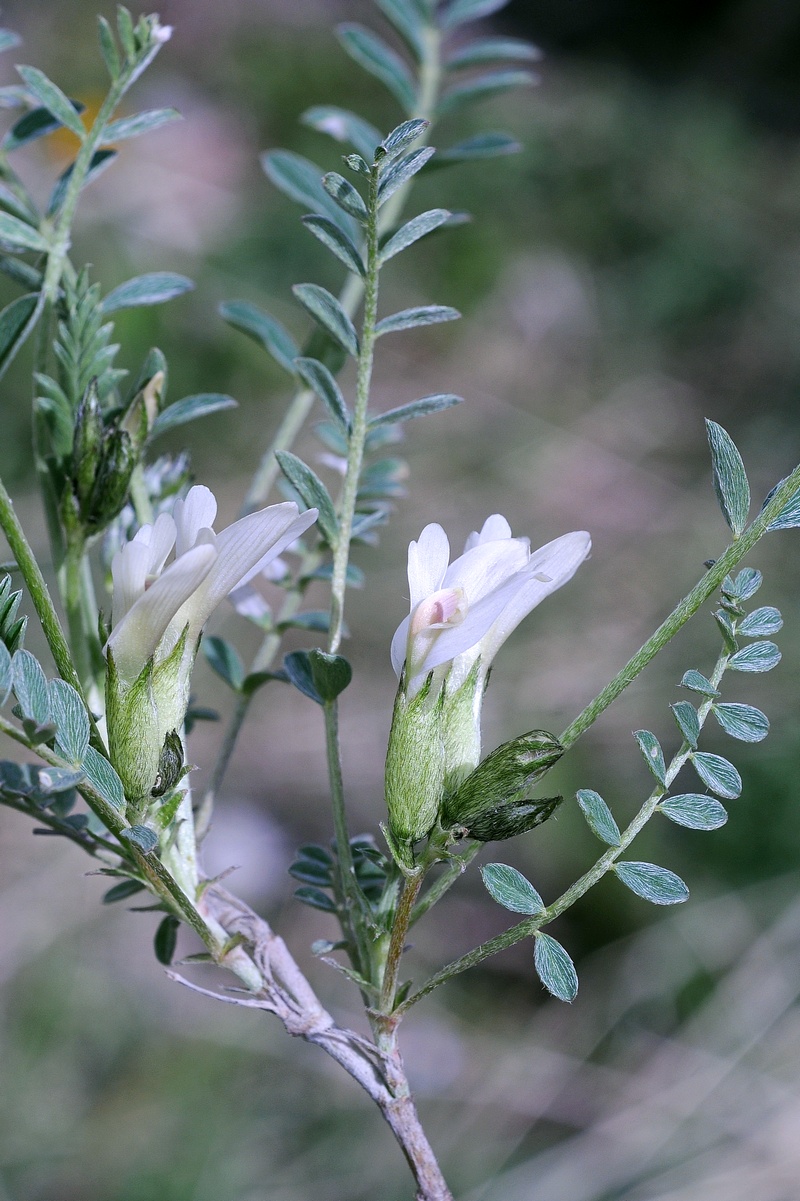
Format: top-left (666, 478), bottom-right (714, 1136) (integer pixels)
top-left (444, 537), bottom-right (528, 602)
top-left (407, 524), bottom-right (450, 609)
top-left (174, 485), bottom-right (218, 556)
top-left (477, 531), bottom-right (591, 669)
top-left (178, 502), bottom-right (317, 632)
top-left (145, 512), bottom-right (178, 574)
top-left (390, 613), bottom-right (411, 677)
top-left (463, 512), bottom-right (513, 552)
top-left (111, 540), bottom-right (151, 625)
top-left (107, 544), bottom-right (217, 681)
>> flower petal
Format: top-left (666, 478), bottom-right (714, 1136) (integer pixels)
top-left (174, 485), bottom-right (218, 556)
top-left (477, 531), bottom-right (591, 669)
top-left (463, 512), bottom-right (513, 552)
top-left (108, 544), bottom-right (217, 681)
top-left (408, 524), bottom-right (450, 609)
top-left (111, 540), bottom-right (152, 626)
top-left (177, 502), bottom-right (317, 633)
top-left (136, 511), bottom-right (177, 574)
top-left (444, 537), bottom-right (528, 601)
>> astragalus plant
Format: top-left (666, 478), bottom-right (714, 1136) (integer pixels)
top-left (0, 4), bottom-right (797, 1199)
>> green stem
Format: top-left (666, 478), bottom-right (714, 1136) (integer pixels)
top-left (395, 466), bottom-right (800, 1013)
top-left (0, 474), bottom-right (96, 721)
top-left (398, 646), bottom-right (731, 1014)
top-left (410, 842), bottom-right (481, 926)
top-left (559, 463), bottom-right (800, 750)
top-left (379, 871), bottom-right (423, 1015)
top-left (242, 26), bottom-right (443, 516)
top-left (323, 699), bottom-right (372, 976)
top-left (328, 165), bottom-right (381, 654)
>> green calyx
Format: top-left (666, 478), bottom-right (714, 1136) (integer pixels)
top-left (442, 729), bottom-right (563, 828)
top-left (106, 626), bottom-right (195, 810)
top-left (440, 659), bottom-right (484, 793)
top-left (466, 795), bottom-right (563, 842)
top-left (385, 675), bottom-right (445, 867)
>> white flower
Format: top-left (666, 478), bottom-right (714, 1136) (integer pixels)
top-left (107, 485), bottom-right (316, 682)
top-left (391, 515), bottom-right (591, 699)
top-left (105, 485), bottom-right (316, 799)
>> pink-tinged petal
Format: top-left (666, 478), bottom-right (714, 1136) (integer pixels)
top-left (477, 531), bottom-right (591, 669)
top-left (444, 537), bottom-right (528, 602)
top-left (174, 485), bottom-right (218, 556)
top-left (418, 570), bottom-right (528, 673)
top-left (408, 524), bottom-right (450, 609)
top-left (179, 502), bottom-right (317, 632)
top-left (107, 544), bottom-right (217, 681)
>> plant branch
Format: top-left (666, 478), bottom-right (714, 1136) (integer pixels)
top-left (559, 464), bottom-right (800, 749)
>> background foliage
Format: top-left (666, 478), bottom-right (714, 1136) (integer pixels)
top-left (1, 1), bottom-right (800, 1198)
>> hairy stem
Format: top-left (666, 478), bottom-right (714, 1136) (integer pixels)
top-left (380, 871), bottom-right (423, 1018)
top-left (328, 164), bottom-right (380, 654)
top-left (324, 698), bottom-right (372, 977)
top-left (243, 26), bottom-right (443, 515)
top-left (559, 463), bottom-right (800, 749)
top-left (397, 467), bottom-right (800, 1011)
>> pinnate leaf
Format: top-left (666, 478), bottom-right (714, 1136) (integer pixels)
top-left (481, 863), bottom-right (543, 914)
top-left (292, 283), bottom-right (359, 358)
top-left (49, 678), bottom-right (89, 764)
top-left (12, 650), bottom-right (49, 724)
top-left (150, 394), bottom-right (236, 439)
top-left (660, 793), bottom-right (728, 831)
top-left (671, 701), bottom-right (699, 748)
top-left (322, 172), bottom-right (368, 222)
top-left (219, 299), bottom-right (299, 375)
top-left (377, 147), bottom-right (435, 206)
top-left (437, 70), bottom-right (537, 117)
top-left (691, 751), bottom-right (742, 799)
top-left (294, 357), bottom-right (350, 431)
top-left (633, 729), bottom-right (666, 786)
top-left (379, 208), bottom-right (451, 262)
top-left (17, 66), bottom-right (85, 139)
top-left (576, 788), bottom-right (620, 846)
top-left (336, 24), bottom-right (416, 113)
top-left (301, 215), bottom-right (366, 277)
top-left (533, 932), bottom-right (578, 1002)
top-left (442, 0), bottom-right (511, 27)
top-left (101, 272), bottom-right (193, 313)
top-left (728, 641), bottom-right (781, 673)
top-left (369, 393), bottom-right (462, 427)
top-left (203, 636), bottom-right (245, 692)
top-left (0, 211), bottom-right (49, 253)
top-left (738, 606), bottom-right (782, 637)
top-left (705, 419), bottom-right (750, 536)
top-left (614, 861), bottom-right (689, 905)
top-left (275, 450), bottom-right (337, 543)
top-left (301, 105), bottom-right (381, 160)
top-left (712, 702), bottom-right (769, 742)
top-left (101, 107), bottom-right (179, 143)
top-left (680, 670), bottom-right (719, 697)
top-left (375, 305), bottom-right (460, 337)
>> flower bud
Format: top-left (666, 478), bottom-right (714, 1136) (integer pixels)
top-left (151, 728), bottom-right (184, 797)
top-left (385, 678), bottom-right (445, 866)
top-left (72, 380), bottom-right (103, 510)
top-left (466, 795), bottom-right (563, 842)
top-left (85, 428), bottom-right (136, 529)
top-left (442, 729), bottom-right (563, 828)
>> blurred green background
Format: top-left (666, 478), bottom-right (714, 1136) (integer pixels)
top-left (2, 1), bottom-right (800, 1198)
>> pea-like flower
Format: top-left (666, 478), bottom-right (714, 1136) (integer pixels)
top-left (391, 515), bottom-right (591, 699)
top-left (385, 515), bottom-right (590, 862)
top-left (106, 485), bottom-right (317, 799)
